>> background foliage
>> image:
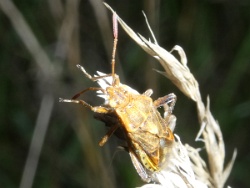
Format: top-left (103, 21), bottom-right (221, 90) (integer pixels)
top-left (0, 0), bottom-right (249, 187)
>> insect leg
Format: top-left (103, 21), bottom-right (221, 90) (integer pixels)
top-left (76, 64), bottom-right (113, 81)
top-left (154, 93), bottom-right (177, 131)
top-left (99, 124), bottom-right (119, 146)
top-left (59, 98), bottom-right (112, 114)
top-left (71, 87), bottom-right (106, 100)
top-left (166, 115), bottom-right (176, 132)
top-left (154, 93), bottom-right (177, 114)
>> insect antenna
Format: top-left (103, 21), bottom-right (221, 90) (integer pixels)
top-left (111, 13), bottom-right (118, 86)
top-left (71, 87), bottom-right (106, 100)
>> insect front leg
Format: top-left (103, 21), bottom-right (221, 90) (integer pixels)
top-left (71, 87), bottom-right (106, 100)
top-left (76, 64), bottom-right (114, 82)
top-left (59, 98), bottom-right (112, 114)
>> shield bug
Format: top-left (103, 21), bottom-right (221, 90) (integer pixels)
top-left (59, 13), bottom-right (177, 182)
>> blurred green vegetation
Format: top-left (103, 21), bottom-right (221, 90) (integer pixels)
top-left (0, 0), bottom-right (249, 187)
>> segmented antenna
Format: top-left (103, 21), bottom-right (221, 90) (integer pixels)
top-left (111, 13), bottom-right (118, 85)
top-left (113, 12), bottom-right (118, 39)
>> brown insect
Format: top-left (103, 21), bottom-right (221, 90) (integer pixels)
top-left (59, 13), bottom-right (176, 182)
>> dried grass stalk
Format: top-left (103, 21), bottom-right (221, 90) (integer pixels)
top-left (105, 3), bottom-right (237, 188)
